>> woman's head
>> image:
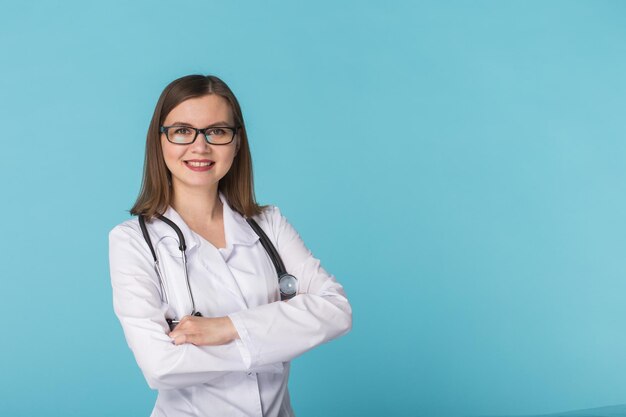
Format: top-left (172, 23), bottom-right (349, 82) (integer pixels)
top-left (131, 75), bottom-right (264, 218)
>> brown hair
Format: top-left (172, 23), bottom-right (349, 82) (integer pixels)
top-left (130, 74), bottom-right (265, 218)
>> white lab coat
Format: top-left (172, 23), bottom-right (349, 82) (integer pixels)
top-left (108, 192), bottom-right (352, 417)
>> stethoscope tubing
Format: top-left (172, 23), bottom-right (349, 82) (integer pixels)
top-left (245, 217), bottom-right (287, 275)
top-left (138, 213), bottom-right (297, 325)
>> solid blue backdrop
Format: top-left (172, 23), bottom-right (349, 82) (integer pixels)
top-left (1, 1), bottom-right (626, 416)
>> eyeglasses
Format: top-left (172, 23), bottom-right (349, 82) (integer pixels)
top-left (160, 125), bottom-right (238, 145)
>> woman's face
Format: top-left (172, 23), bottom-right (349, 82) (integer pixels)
top-left (161, 94), bottom-right (238, 194)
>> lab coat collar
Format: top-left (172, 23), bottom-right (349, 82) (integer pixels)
top-left (157, 192), bottom-right (259, 252)
top-left (219, 192), bottom-right (260, 247)
top-left (159, 205), bottom-right (200, 252)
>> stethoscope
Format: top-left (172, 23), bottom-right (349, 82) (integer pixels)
top-left (138, 214), bottom-right (298, 330)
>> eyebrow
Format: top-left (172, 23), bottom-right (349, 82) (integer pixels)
top-left (166, 121), bottom-right (234, 127)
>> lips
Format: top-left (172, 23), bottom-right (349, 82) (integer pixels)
top-left (184, 159), bottom-right (215, 171)
top-left (186, 161), bottom-right (214, 167)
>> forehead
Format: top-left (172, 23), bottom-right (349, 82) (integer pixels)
top-left (164, 94), bottom-right (233, 125)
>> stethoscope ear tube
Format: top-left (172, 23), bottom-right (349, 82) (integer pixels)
top-left (140, 214), bottom-right (187, 254)
top-left (156, 214), bottom-right (186, 251)
top-left (245, 218), bottom-right (286, 274)
top-left (138, 213), bottom-right (298, 329)
top-left (246, 218), bottom-right (298, 300)
top-left (138, 215), bottom-right (157, 263)
top-left (139, 214), bottom-right (201, 324)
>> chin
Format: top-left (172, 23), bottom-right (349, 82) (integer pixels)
top-left (171, 177), bottom-right (218, 190)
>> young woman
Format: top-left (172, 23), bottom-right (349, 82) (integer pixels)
top-left (108, 74), bottom-right (352, 417)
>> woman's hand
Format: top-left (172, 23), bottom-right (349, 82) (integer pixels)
top-left (168, 316), bottom-right (239, 346)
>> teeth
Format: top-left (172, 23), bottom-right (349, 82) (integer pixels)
top-left (187, 161), bottom-right (213, 167)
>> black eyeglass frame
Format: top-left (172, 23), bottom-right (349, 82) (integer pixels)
top-left (160, 125), bottom-right (239, 145)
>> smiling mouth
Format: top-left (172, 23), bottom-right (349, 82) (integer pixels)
top-left (185, 161), bottom-right (215, 167)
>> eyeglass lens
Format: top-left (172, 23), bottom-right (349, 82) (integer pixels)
top-left (165, 126), bottom-right (234, 144)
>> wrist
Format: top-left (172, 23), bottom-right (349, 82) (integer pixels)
top-left (223, 316), bottom-right (239, 342)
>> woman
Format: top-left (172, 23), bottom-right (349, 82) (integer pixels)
top-left (108, 74), bottom-right (352, 417)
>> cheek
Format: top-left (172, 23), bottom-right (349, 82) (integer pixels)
top-left (161, 140), bottom-right (182, 169)
top-left (221, 148), bottom-right (238, 168)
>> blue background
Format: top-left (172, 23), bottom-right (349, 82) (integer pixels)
top-left (1, 1), bottom-right (626, 416)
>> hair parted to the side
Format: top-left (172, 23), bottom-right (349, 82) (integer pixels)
top-left (130, 74), bottom-right (265, 219)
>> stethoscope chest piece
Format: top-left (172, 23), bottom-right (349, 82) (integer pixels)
top-left (279, 273), bottom-right (298, 299)
top-left (139, 213), bottom-right (299, 328)
top-left (245, 217), bottom-right (299, 301)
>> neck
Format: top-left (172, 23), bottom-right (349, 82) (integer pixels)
top-left (171, 183), bottom-right (223, 223)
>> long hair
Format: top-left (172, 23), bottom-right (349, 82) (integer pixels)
top-left (130, 75), bottom-right (264, 218)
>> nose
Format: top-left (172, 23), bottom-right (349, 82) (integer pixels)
top-left (189, 131), bottom-right (212, 153)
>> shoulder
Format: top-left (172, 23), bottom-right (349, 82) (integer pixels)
top-left (108, 217), bottom-right (157, 266)
top-left (251, 205), bottom-right (286, 230)
top-left (250, 205), bottom-right (300, 246)
top-left (251, 204), bottom-right (282, 224)
top-left (108, 217), bottom-right (142, 242)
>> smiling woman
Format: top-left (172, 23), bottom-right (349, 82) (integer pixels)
top-left (160, 95), bottom-right (238, 193)
top-left (108, 75), bottom-right (352, 417)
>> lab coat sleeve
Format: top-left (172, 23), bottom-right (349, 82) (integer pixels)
top-left (109, 223), bottom-right (280, 390)
top-left (228, 206), bottom-right (352, 368)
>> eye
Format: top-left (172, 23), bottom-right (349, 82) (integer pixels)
top-left (174, 127), bottom-right (191, 135)
top-left (207, 128), bottom-right (227, 136)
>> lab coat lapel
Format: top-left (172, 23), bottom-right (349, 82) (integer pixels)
top-left (148, 196), bottom-right (261, 314)
top-left (150, 195), bottom-right (258, 252)
top-left (218, 192), bottom-right (259, 260)
top-left (194, 193), bottom-right (260, 312)
top-left (141, 207), bottom-right (201, 319)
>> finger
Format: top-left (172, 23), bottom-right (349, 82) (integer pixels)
top-left (177, 317), bottom-right (196, 330)
top-left (174, 332), bottom-right (201, 346)
top-left (172, 333), bottom-right (187, 345)
top-left (169, 327), bottom-right (189, 339)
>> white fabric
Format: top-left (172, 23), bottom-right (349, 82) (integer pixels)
top-left (109, 192), bottom-right (352, 417)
